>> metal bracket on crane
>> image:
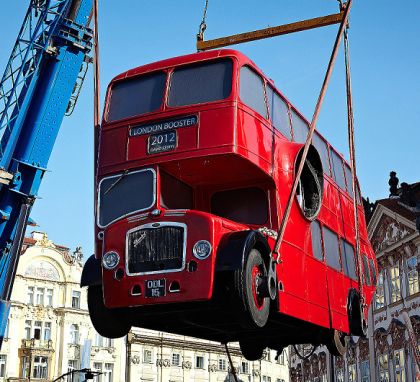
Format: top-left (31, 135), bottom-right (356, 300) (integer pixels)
top-left (197, 9), bottom-right (345, 51)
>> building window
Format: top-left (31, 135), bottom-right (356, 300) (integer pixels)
top-left (0, 355), bottom-right (6, 377)
top-left (195, 355), bottom-right (204, 369)
top-left (34, 321), bottom-right (42, 340)
top-left (69, 324), bottom-right (79, 344)
top-left (407, 256), bottom-right (419, 295)
top-left (68, 360), bottom-right (78, 382)
top-left (143, 349), bottom-right (152, 364)
top-left (33, 356), bottom-right (48, 379)
top-left (94, 333), bottom-right (103, 347)
top-left (241, 361), bottom-right (249, 374)
top-left (4, 320), bottom-right (9, 339)
top-left (43, 322), bottom-right (51, 341)
top-left (375, 271), bottom-right (385, 309)
top-left (46, 289), bottom-right (53, 307)
top-left (348, 363), bottom-right (357, 382)
top-left (361, 360), bottom-right (370, 382)
top-left (378, 353), bottom-right (389, 381)
top-left (104, 363), bottom-right (113, 382)
top-left (218, 358), bottom-right (227, 371)
top-left (93, 362), bottom-right (102, 382)
top-left (172, 353), bottom-right (180, 367)
top-left (390, 264), bottom-right (401, 303)
top-left (336, 368), bottom-right (344, 382)
top-left (394, 349), bottom-right (405, 381)
top-left (27, 287), bottom-right (34, 305)
top-left (24, 320), bottom-right (31, 340)
top-left (72, 290), bottom-right (81, 309)
top-left (21, 356), bottom-right (30, 379)
top-left (276, 350), bottom-right (286, 365)
top-left (262, 377), bottom-right (272, 382)
top-left (35, 287), bottom-right (44, 305)
top-left (276, 380), bottom-right (285, 382)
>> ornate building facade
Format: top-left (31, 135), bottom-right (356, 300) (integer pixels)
top-left (0, 231), bottom-right (125, 381)
top-left (290, 177), bottom-right (420, 381)
top-left (127, 328), bottom-right (290, 382)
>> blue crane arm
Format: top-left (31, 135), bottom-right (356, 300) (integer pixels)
top-left (0, 0), bottom-right (93, 347)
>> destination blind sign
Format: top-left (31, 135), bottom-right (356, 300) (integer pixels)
top-left (129, 115), bottom-right (198, 137)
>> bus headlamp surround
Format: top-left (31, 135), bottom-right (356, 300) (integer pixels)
top-left (193, 240), bottom-right (212, 260)
top-left (102, 251), bottom-right (120, 270)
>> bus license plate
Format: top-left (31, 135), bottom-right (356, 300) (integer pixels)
top-left (147, 131), bottom-right (177, 154)
top-left (145, 279), bottom-right (166, 297)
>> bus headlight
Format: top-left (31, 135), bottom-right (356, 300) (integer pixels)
top-left (193, 240), bottom-right (212, 260)
top-left (102, 251), bottom-right (120, 270)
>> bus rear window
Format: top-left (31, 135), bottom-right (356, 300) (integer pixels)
top-left (107, 72), bottom-right (166, 122)
top-left (168, 59), bottom-right (232, 107)
top-left (211, 187), bottom-right (268, 225)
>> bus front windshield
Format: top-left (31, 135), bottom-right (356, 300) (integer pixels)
top-left (106, 59), bottom-right (233, 122)
top-left (98, 169), bottom-right (156, 227)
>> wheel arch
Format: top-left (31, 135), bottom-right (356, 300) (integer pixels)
top-left (215, 230), bottom-right (271, 272)
top-left (80, 255), bottom-right (102, 287)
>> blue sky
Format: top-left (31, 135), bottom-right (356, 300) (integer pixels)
top-left (0, 1), bottom-right (418, 255)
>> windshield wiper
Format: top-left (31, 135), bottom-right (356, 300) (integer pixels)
top-left (103, 170), bottom-right (129, 195)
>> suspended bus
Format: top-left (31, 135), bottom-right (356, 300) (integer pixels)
top-left (81, 49), bottom-right (377, 360)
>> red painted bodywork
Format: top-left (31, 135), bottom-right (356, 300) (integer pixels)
top-left (96, 49), bottom-right (377, 336)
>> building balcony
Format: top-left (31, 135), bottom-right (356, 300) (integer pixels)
top-left (21, 338), bottom-right (53, 350)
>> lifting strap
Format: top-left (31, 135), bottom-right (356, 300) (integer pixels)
top-left (224, 343), bottom-right (239, 382)
top-left (273, 0), bottom-right (353, 254)
top-left (93, 0), bottom-right (101, 185)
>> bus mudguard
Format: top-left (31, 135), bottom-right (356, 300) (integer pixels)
top-left (80, 255), bottom-right (102, 287)
top-left (216, 230), bottom-right (271, 272)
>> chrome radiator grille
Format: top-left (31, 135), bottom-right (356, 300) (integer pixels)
top-left (127, 225), bottom-right (184, 274)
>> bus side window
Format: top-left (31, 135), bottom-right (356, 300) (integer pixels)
top-left (340, 239), bottom-right (357, 280)
top-left (356, 182), bottom-right (362, 205)
top-left (344, 164), bottom-right (355, 198)
top-left (323, 226), bottom-right (341, 271)
top-left (363, 255), bottom-right (371, 286)
top-left (266, 85), bottom-right (292, 140)
top-left (331, 150), bottom-right (347, 190)
top-left (312, 132), bottom-right (331, 177)
top-left (291, 110), bottom-right (309, 144)
top-left (369, 258), bottom-right (377, 286)
top-left (311, 220), bottom-right (324, 261)
top-left (240, 66), bottom-right (268, 119)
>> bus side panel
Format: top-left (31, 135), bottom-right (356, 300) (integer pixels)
top-left (326, 268), bottom-right (349, 332)
top-left (198, 106), bottom-right (236, 150)
top-left (340, 193), bottom-right (355, 240)
top-left (100, 127), bottom-right (128, 167)
top-left (236, 107), bottom-right (273, 169)
top-left (279, 242), bottom-right (309, 320)
top-left (305, 256), bottom-right (330, 328)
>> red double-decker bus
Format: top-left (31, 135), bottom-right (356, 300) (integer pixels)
top-left (81, 49), bottom-right (377, 359)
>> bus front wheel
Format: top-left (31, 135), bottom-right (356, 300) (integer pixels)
top-left (234, 248), bottom-right (270, 328)
top-left (87, 285), bottom-right (131, 339)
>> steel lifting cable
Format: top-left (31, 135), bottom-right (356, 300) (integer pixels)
top-left (197, 0), bottom-right (209, 43)
top-left (224, 343), bottom-right (239, 382)
top-left (343, 25), bottom-right (364, 305)
top-left (273, 0), bottom-right (352, 254)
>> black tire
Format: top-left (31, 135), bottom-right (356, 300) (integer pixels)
top-left (88, 285), bottom-right (131, 338)
top-left (239, 339), bottom-right (265, 361)
top-left (326, 330), bottom-right (347, 356)
top-left (234, 249), bottom-right (270, 328)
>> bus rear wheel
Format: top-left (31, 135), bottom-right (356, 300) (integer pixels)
top-left (326, 330), bottom-right (347, 356)
top-left (234, 248), bottom-right (270, 328)
top-left (87, 285), bottom-right (131, 338)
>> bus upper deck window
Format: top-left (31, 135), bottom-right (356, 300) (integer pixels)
top-left (344, 164), bottom-right (355, 198)
top-left (312, 132), bottom-right (331, 177)
top-left (266, 85), bottom-right (292, 140)
top-left (107, 72), bottom-right (166, 122)
top-left (240, 66), bottom-right (267, 118)
top-left (323, 226), bottom-right (341, 272)
top-left (168, 59), bottom-right (232, 107)
top-left (331, 151), bottom-right (347, 191)
top-left (291, 111), bottom-right (309, 144)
